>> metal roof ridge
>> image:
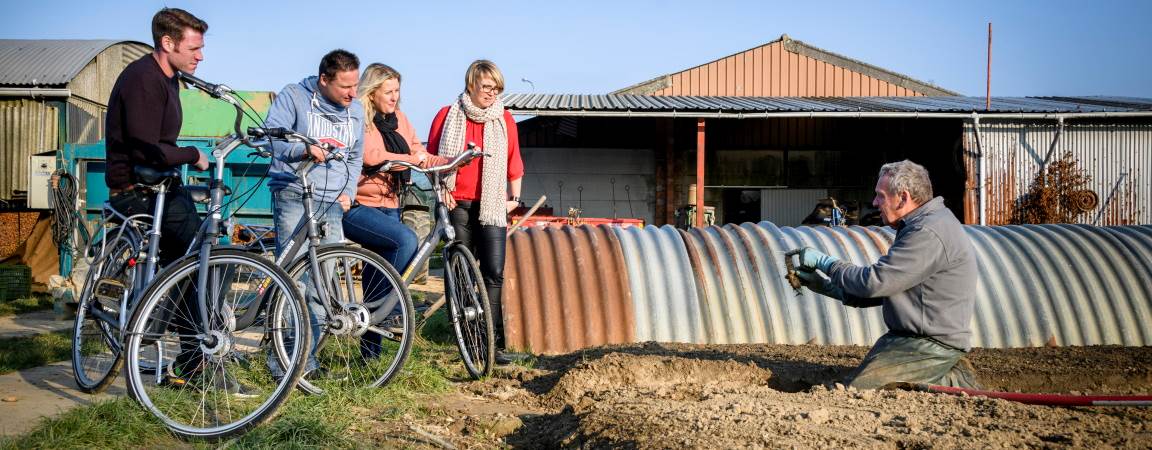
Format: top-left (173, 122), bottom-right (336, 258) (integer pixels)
top-left (781, 37), bottom-right (959, 96)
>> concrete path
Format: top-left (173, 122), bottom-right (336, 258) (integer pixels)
top-left (0, 310), bottom-right (71, 339)
top-left (0, 361), bottom-right (124, 436)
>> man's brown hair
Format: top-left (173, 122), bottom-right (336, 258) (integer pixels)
top-left (319, 49), bottom-right (360, 80)
top-left (151, 8), bottom-right (208, 48)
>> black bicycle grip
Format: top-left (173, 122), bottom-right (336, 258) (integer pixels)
top-left (177, 71), bottom-right (219, 96)
top-left (252, 127), bottom-right (290, 139)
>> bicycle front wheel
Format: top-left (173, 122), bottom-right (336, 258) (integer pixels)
top-left (123, 249), bottom-right (309, 440)
top-left (444, 245), bottom-right (494, 379)
top-left (275, 246), bottom-right (414, 395)
top-left (72, 227), bottom-right (138, 393)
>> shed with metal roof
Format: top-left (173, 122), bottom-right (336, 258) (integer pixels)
top-left (0, 39), bottom-right (151, 204)
top-left (510, 94), bottom-right (1152, 227)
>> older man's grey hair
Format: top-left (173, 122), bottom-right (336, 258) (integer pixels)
top-left (878, 160), bottom-right (933, 204)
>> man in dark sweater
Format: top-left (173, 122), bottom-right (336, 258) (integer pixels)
top-left (104, 8), bottom-right (217, 388)
top-left (105, 7), bottom-right (208, 264)
top-left (794, 160), bottom-right (981, 390)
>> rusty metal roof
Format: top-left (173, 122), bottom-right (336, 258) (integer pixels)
top-left (0, 39), bottom-right (149, 86)
top-left (503, 94), bottom-right (1152, 116)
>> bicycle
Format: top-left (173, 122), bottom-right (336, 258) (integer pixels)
top-left (250, 126), bottom-right (415, 396)
top-left (115, 73), bottom-right (312, 440)
top-left (71, 166), bottom-right (218, 393)
top-left (377, 146), bottom-right (496, 379)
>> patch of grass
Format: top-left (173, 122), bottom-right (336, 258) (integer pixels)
top-left (3, 335), bottom-right (458, 448)
top-left (0, 330), bottom-right (73, 374)
top-left (0, 295), bottom-right (54, 317)
top-left (0, 396), bottom-right (172, 449)
top-left (418, 308), bottom-right (455, 345)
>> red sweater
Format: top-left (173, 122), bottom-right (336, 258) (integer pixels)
top-left (426, 106), bottom-right (523, 202)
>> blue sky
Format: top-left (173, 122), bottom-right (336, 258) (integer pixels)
top-left (4, 0), bottom-right (1151, 134)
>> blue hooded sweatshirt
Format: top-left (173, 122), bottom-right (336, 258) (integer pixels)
top-left (265, 76), bottom-right (364, 203)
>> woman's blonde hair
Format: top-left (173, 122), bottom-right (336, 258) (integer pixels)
top-left (358, 63), bottom-right (402, 118)
top-left (464, 59), bottom-right (504, 95)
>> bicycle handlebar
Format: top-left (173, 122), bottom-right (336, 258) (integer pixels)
top-left (177, 71), bottom-right (232, 100)
top-left (175, 72), bottom-right (276, 155)
top-left (381, 142), bottom-right (486, 174)
top-left (247, 127), bottom-right (344, 162)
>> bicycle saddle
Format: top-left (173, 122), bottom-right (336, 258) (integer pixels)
top-left (133, 166), bottom-right (181, 186)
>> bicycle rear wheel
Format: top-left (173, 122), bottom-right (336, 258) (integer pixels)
top-left (443, 245), bottom-right (494, 379)
top-left (123, 249), bottom-right (309, 440)
top-left (72, 228), bottom-right (138, 393)
top-left (275, 246), bottom-right (414, 395)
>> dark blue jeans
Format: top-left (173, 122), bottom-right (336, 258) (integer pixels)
top-left (343, 206), bottom-right (418, 271)
top-left (343, 205), bottom-right (417, 357)
top-left (270, 189), bottom-right (345, 374)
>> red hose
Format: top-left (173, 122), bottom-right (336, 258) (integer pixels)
top-left (920, 384), bottom-right (1152, 406)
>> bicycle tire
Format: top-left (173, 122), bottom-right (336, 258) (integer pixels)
top-left (275, 246), bottom-right (414, 395)
top-left (123, 249), bottom-right (309, 440)
top-left (443, 245), bottom-right (494, 379)
top-left (72, 228), bottom-right (139, 393)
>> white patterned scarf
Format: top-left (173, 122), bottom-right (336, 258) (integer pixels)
top-left (440, 92), bottom-right (509, 227)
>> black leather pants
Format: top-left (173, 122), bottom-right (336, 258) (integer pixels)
top-left (449, 201), bottom-right (508, 349)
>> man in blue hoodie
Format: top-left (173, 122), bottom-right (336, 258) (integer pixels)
top-left (266, 49), bottom-right (363, 243)
top-left (265, 49), bottom-right (364, 378)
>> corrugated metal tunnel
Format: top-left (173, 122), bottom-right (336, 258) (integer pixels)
top-left (503, 223), bottom-right (1152, 354)
top-left (503, 225), bottom-right (634, 354)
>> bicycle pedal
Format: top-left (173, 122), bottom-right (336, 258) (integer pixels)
top-left (94, 278), bottom-right (127, 303)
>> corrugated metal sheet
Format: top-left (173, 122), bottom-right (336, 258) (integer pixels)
top-left (965, 122), bottom-right (1152, 225)
top-left (0, 40), bottom-right (148, 86)
top-left (612, 35), bottom-right (954, 97)
top-left (966, 224), bottom-right (1152, 347)
top-left (759, 189), bottom-right (828, 227)
top-left (612, 225), bottom-right (703, 343)
top-left (503, 225), bottom-right (634, 354)
top-left (0, 40), bottom-right (150, 203)
top-left (0, 99), bottom-right (59, 199)
top-left (67, 98), bottom-right (104, 144)
top-left (504, 94), bottom-right (1152, 115)
top-left (65, 41), bottom-right (150, 106)
top-left (769, 224), bottom-right (894, 345)
top-left (503, 222), bottom-right (1152, 354)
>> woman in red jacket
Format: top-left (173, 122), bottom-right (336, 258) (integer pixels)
top-left (427, 59), bottom-right (524, 363)
top-left (343, 63), bottom-right (446, 356)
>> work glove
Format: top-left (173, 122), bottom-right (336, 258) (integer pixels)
top-left (799, 247), bottom-right (840, 274)
top-left (795, 269), bottom-right (844, 300)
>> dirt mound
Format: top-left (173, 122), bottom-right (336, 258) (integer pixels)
top-left (499, 343), bottom-right (1152, 449)
top-left (562, 383), bottom-right (1152, 449)
top-left (543, 352), bottom-right (774, 408)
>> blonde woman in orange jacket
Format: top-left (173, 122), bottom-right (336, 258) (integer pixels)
top-left (343, 63), bottom-right (446, 354)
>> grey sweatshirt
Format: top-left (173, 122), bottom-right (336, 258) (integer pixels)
top-left (265, 76), bottom-right (364, 203)
top-left (827, 197), bottom-right (978, 350)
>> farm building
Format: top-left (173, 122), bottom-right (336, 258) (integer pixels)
top-left (509, 35), bottom-right (1152, 227)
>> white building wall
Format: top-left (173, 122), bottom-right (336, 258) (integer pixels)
top-left (520, 147), bottom-right (655, 224)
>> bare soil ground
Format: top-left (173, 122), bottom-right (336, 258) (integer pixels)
top-left (365, 343), bottom-right (1152, 449)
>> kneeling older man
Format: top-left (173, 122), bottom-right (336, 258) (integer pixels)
top-left (795, 159), bottom-right (981, 390)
